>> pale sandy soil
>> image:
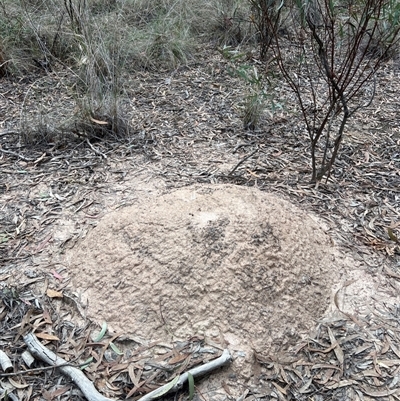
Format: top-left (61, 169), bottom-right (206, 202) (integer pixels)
top-left (64, 183), bottom-right (398, 396)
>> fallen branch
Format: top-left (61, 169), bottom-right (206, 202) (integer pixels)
top-left (23, 333), bottom-right (232, 401)
top-left (138, 349), bottom-right (232, 401)
top-left (24, 333), bottom-right (114, 401)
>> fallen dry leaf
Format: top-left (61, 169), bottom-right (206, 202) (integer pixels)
top-left (168, 353), bottom-right (189, 365)
top-left (46, 289), bottom-right (63, 298)
top-left (90, 116), bottom-right (109, 125)
top-left (35, 332), bottom-right (60, 341)
top-left (8, 378), bottom-right (29, 389)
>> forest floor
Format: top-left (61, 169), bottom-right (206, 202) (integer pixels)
top-left (1, 46), bottom-right (400, 400)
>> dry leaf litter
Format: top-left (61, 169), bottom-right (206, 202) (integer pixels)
top-left (0, 45), bottom-right (399, 400)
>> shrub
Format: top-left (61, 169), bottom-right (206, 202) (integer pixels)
top-left (252, 0), bottom-right (400, 182)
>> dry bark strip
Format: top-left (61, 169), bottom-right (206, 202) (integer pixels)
top-left (24, 333), bottom-right (232, 401)
top-left (0, 350), bottom-right (13, 373)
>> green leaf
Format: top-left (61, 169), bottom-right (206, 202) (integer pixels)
top-left (93, 321), bottom-right (107, 342)
top-left (80, 356), bottom-right (94, 370)
top-left (109, 341), bottom-right (123, 355)
top-left (155, 375), bottom-right (180, 397)
top-left (188, 372), bottom-right (195, 400)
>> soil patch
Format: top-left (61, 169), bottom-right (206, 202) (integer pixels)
top-left (67, 184), bottom-right (355, 355)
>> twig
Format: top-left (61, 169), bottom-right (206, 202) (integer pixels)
top-left (86, 138), bottom-right (107, 159)
top-left (228, 149), bottom-right (258, 176)
top-left (0, 130), bottom-right (19, 136)
top-left (0, 361), bottom-right (90, 377)
top-left (0, 148), bottom-right (35, 161)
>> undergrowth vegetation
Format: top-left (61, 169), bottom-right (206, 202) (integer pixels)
top-left (0, 0), bottom-right (253, 141)
top-left (1, 0), bottom-right (399, 181)
top-left (0, 0), bottom-right (252, 74)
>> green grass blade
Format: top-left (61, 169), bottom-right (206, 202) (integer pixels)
top-left (188, 372), bottom-right (195, 400)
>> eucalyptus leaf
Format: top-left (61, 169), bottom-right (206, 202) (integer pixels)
top-left (93, 321), bottom-right (107, 342)
top-left (110, 341), bottom-right (123, 355)
top-left (80, 356), bottom-right (94, 370)
top-left (155, 375), bottom-right (180, 397)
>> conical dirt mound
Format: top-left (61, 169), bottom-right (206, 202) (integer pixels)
top-left (67, 184), bottom-right (345, 351)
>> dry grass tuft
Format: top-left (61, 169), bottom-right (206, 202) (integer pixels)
top-left (0, 0), bottom-right (257, 143)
